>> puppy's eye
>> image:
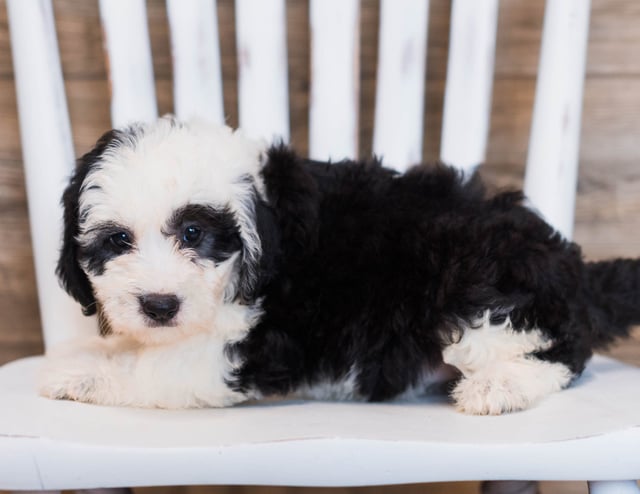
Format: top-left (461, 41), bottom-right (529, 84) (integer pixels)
top-left (109, 231), bottom-right (133, 251)
top-left (182, 225), bottom-right (202, 246)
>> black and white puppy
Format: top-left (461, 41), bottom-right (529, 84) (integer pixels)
top-left (40, 117), bottom-right (640, 415)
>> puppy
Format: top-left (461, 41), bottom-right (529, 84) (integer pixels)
top-left (40, 117), bottom-right (640, 415)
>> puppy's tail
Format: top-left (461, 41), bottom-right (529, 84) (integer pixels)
top-left (585, 258), bottom-right (640, 347)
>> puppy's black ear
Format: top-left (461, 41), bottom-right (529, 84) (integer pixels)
top-left (260, 144), bottom-right (320, 263)
top-left (57, 129), bottom-right (124, 316)
top-left (236, 194), bottom-right (281, 305)
top-left (235, 144), bottom-right (320, 304)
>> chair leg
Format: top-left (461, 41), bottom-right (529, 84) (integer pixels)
top-left (588, 480), bottom-right (640, 494)
top-left (481, 480), bottom-right (539, 494)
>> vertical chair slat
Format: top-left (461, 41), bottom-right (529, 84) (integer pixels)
top-left (7, 0), bottom-right (97, 349)
top-left (99, 0), bottom-right (158, 127)
top-left (440, 0), bottom-right (499, 173)
top-left (167, 0), bottom-right (224, 123)
top-left (373, 0), bottom-right (429, 172)
top-left (309, 0), bottom-right (360, 160)
top-left (236, 0), bottom-right (290, 143)
top-left (524, 1), bottom-right (591, 240)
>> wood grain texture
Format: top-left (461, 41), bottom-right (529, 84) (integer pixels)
top-left (132, 483), bottom-right (480, 494)
top-left (0, 0), bottom-right (639, 434)
top-left (130, 480), bottom-right (631, 494)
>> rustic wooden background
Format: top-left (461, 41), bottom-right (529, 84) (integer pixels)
top-left (1, 1), bottom-right (639, 493)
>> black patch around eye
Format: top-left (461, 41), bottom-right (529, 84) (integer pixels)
top-left (78, 223), bottom-right (135, 275)
top-left (168, 204), bottom-right (242, 263)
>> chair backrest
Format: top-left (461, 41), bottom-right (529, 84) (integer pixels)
top-left (6, 0), bottom-right (591, 350)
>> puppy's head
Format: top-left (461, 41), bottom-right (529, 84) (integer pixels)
top-left (58, 118), bottom-right (277, 344)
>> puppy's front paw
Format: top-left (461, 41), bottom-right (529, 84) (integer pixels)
top-left (38, 354), bottom-right (110, 404)
top-left (39, 368), bottom-right (96, 402)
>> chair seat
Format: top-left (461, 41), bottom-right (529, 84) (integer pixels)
top-left (1, 354), bottom-right (639, 490)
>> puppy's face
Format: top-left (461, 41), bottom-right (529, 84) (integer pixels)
top-left (58, 119), bottom-right (269, 345)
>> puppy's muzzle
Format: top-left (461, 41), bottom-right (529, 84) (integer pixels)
top-left (139, 294), bottom-right (181, 324)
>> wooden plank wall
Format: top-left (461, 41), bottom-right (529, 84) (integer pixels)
top-left (2, 0), bottom-right (640, 372)
top-left (0, 2), bottom-right (639, 492)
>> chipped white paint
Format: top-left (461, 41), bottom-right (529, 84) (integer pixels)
top-left (6, 0), bottom-right (98, 348)
top-left (309, 0), bottom-right (360, 161)
top-left (440, 0), bottom-right (499, 173)
top-left (524, 1), bottom-right (591, 240)
top-left (235, 0), bottom-right (289, 143)
top-left (99, 0), bottom-right (158, 127)
top-left (372, 0), bottom-right (429, 172)
top-left (167, 0), bottom-right (224, 123)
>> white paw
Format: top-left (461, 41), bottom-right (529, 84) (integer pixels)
top-left (38, 353), bottom-right (112, 404)
top-left (449, 358), bottom-right (573, 415)
top-left (39, 367), bottom-right (97, 402)
top-left (451, 372), bottom-right (531, 415)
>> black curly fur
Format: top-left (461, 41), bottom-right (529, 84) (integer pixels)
top-left (227, 146), bottom-right (640, 401)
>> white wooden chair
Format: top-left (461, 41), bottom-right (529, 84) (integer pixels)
top-left (2, 0), bottom-right (639, 492)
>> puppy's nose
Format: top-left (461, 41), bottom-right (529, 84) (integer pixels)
top-left (139, 294), bottom-right (180, 323)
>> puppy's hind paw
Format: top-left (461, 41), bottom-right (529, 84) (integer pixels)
top-left (450, 360), bottom-right (573, 415)
top-left (450, 373), bottom-right (531, 416)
